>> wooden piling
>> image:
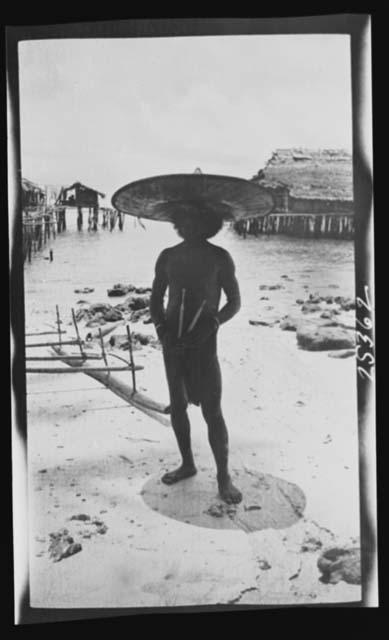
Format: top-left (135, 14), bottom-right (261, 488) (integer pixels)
top-left (92, 206), bottom-right (99, 231)
top-left (235, 212), bottom-right (354, 240)
top-left (77, 207), bottom-right (83, 231)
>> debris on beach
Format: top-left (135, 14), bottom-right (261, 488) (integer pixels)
top-left (257, 559), bottom-right (271, 570)
top-left (301, 302), bottom-right (322, 313)
top-left (249, 319), bottom-right (277, 327)
top-left (75, 303), bottom-right (123, 325)
top-left (74, 287), bottom-right (94, 294)
top-left (328, 349), bottom-right (355, 359)
top-left (279, 316), bottom-right (298, 331)
top-left (205, 503), bottom-right (237, 518)
top-left (320, 310), bottom-right (334, 319)
top-left (115, 293), bottom-right (150, 311)
top-left (107, 284), bottom-right (132, 297)
top-left (70, 513), bottom-right (91, 521)
top-left (74, 292), bottom-right (152, 328)
top-left (335, 296), bottom-right (356, 311)
top-left (289, 562), bottom-right (302, 580)
top-left (296, 323), bottom-right (356, 351)
top-left (91, 518), bottom-right (108, 534)
top-left (250, 288), bottom-right (356, 352)
top-left (259, 284), bottom-right (284, 290)
top-left (108, 331), bottom-right (159, 350)
top-left (317, 547), bottom-right (361, 585)
top-left (301, 536), bottom-right (323, 552)
top-left (107, 283), bottom-right (152, 297)
top-left (48, 528), bottom-right (82, 562)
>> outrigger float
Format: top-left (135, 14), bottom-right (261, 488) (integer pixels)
top-left (25, 306), bottom-right (171, 426)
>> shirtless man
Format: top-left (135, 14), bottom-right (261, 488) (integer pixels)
top-left (150, 201), bottom-right (242, 504)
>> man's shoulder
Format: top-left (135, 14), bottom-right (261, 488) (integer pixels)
top-left (157, 244), bottom-right (178, 256)
top-left (207, 243), bottom-right (234, 263)
top-left (156, 243), bottom-right (184, 263)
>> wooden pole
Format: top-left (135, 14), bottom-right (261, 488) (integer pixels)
top-left (26, 355), bottom-right (103, 361)
top-left (98, 328), bottom-right (108, 367)
top-left (25, 330), bottom-right (66, 336)
top-left (26, 340), bottom-right (80, 348)
top-left (71, 307), bottom-right (85, 359)
top-left (177, 288), bottom-right (186, 339)
top-left (126, 324), bottom-right (137, 393)
top-left (187, 300), bottom-right (206, 333)
top-left (26, 366), bottom-right (142, 374)
top-left (56, 305), bottom-right (62, 345)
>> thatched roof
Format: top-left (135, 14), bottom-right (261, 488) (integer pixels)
top-left (63, 182), bottom-right (105, 198)
top-left (253, 149), bottom-right (353, 201)
top-left (21, 178), bottom-right (45, 194)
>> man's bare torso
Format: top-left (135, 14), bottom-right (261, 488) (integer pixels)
top-left (150, 239), bottom-right (240, 334)
top-left (165, 241), bottom-right (225, 323)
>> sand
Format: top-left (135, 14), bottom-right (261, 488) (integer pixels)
top-left (25, 302), bottom-right (361, 608)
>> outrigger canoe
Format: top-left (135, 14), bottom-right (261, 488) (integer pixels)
top-left (50, 343), bottom-right (171, 427)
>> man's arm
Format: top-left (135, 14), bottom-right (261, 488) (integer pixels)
top-left (150, 250), bottom-right (168, 331)
top-left (216, 251), bottom-right (241, 325)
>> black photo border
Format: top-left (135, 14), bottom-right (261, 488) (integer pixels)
top-left (7, 13), bottom-right (376, 624)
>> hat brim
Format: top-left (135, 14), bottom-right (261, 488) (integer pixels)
top-left (111, 174), bottom-right (274, 222)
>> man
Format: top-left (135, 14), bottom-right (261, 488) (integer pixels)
top-left (150, 201), bottom-right (242, 504)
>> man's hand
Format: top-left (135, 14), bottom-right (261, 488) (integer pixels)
top-left (183, 316), bottom-right (220, 347)
top-left (155, 322), bottom-right (168, 342)
top-left (155, 323), bottom-right (177, 350)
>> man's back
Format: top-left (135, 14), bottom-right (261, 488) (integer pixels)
top-left (156, 240), bottom-right (238, 331)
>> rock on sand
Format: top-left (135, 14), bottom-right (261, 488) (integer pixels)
top-left (297, 323), bottom-right (356, 351)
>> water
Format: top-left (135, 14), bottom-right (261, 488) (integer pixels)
top-left (23, 213), bottom-right (355, 328)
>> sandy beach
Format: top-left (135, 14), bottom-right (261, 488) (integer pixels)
top-left (24, 224), bottom-right (361, 608)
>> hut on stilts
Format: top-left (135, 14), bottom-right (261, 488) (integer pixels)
top-left (234, 149), bottom-right (354, 239)
top-left (21, 178), bottom-right (58, 263)
top-left (55, 182), bottom-right (124, 232)
top-left (55, 182), bottom-right (106, 231)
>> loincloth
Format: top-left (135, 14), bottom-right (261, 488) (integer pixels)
top-left (162, 333), bottom-right (217, 406)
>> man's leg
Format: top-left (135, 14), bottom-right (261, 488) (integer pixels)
top-left (162, 350), bottom-right (197, 485)
top-left (200, 358), bottom-right (242, 504)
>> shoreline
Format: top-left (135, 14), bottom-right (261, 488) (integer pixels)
top-left (25, 230), bottom-right (361, 608)
top-left (23, 229), bottom-right (361, 607)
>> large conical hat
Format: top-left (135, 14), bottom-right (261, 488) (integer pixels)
top-left (111, 173), bottom-right (274, 222)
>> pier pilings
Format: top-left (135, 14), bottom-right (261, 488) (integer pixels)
top-left (23, 207), bottom-right (65, 264)
top-left (234, 213), bottom-right (354, 240)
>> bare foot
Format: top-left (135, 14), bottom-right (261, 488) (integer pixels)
top-left (161, 464), bottom-right (197, 485)
top-left (218, 476), bottom-right (243, 504)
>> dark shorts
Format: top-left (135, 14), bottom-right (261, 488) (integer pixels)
top-left (162, 333), bottom-right (221, 407)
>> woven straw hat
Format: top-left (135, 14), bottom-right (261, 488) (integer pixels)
top-left (111, 173), bottom-right (274, 222)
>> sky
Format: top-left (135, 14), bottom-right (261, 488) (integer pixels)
top-left (18, 34), bottom-right (352, 202)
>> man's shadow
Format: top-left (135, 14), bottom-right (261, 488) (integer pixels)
top-left (141, 468), bottom-right (306, 532)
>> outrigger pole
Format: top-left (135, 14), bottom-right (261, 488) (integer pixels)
top-left (25, 306), bottom-right (171, 426)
